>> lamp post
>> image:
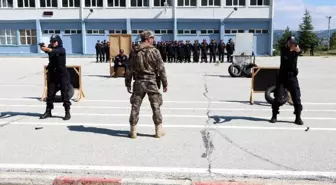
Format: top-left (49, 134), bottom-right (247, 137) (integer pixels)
top-left (327, 16), bottom-right (332, 51)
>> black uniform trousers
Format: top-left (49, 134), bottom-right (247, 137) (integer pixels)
top-left (218, 52), bottom-right (225, 62)
top-left (114, 62), bottom-right (128, 74)
top-left (209, 52), bottom-right (216, 62)
top-left (46, 67), bottom-right (72, 110)
top-left (185, 54), bottom-right (191, 62)
top-left (201, 52), bottom-right (207, 62)
top-left (272, 74), bottom-right (302, 115)
top-left (227, 52), bottom-right (233, 62)
top-left (193, 52), bottom-right (200, 62)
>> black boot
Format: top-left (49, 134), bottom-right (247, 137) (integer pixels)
top-left (63, 110), bottom-right (71, 121)
top-left (294, 112), bottom-right (304, 125)
top-left (270, 113), bottom-right (277, 123)
top-left (40, 108), bottom-right (52, 119)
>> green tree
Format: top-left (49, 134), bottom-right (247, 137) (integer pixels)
top-left (277, 26), bottom-right (293, 49)
top-left (297, 9), bottom-right (318, 50)
top-left (330, 32), bottom-right (336, 49)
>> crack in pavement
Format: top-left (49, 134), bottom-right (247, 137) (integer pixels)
top-left (211, 128), bottom-right (298, 171)
top-left (0, 116), bottom-right (26, 128)
top-left (201, 72), bottom-right (215, 175)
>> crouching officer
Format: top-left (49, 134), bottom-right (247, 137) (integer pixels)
top-left (125, 30), bottom-right (168, 139)
top-left (39, 34), bottom-right (72, 120)
top-left (270, 36), bottom-right (303, 125)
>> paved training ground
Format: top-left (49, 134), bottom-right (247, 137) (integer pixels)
top-left (0, 56), bottom-right (335, 185)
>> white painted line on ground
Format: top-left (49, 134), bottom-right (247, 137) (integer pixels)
top-left (0, 98), bottom-right (336, 105)
top-left (3, 121), bottom-right (336, 131)
top-left (1, 112), bottom-right (335, 119)
top-left (0, 164), bottom-right (335, 179)
top-left (0, 85), bottom-right (40, 87)
top-left (0, 104), bottom-right (335, 112)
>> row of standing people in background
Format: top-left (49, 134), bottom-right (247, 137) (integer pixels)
top-left (95, 39), bottom-right (236, 63)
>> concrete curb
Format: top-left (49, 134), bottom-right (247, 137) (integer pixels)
top-left (0, 175), bottom-right (335, 185)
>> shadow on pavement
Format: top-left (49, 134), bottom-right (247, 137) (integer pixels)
top-left (209, 115), bottom-right (295, 124)
top-left (209, 115), bottom-right (269, 124)
top-left (223, 100), bottom-right (271, 107)
top-left (67, 125), bottom-right (154, 138)
top-left (0, 111), bottom-right (63, 119)
top-left (204, 74), bottom-right (232, 78)
top-left (84, 74), bottom-right (112, 78)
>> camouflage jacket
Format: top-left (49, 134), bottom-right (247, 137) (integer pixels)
top-left (125, 42), bottom-right (168, 89)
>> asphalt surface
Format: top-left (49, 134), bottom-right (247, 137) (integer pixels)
top-left (0, 56), bottom-right (335, 182)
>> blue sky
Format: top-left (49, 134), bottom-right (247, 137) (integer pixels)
top-left (274, 0), bottom-right (336, 30)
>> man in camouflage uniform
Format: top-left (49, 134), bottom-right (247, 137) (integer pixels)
top-left (125, 30), bottom-right (168, 139)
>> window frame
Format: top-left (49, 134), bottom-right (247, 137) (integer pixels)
top-left (84, 0), bottom-right (103, 7)
top-left (201, 0), bottom-right (220, 7)
top-left (130, 0), bottom-right (149, 7)
top-left (177, 0), bottom-right (197, 7)
top-left (225, 0), bottom-right (246, 6)
top-left (131, 29), bottom-right (144, 34)
top-left (0, 0), bottom-right (13, 8)
top-left (17, 0), bottom-right (36, 7)
top-left (177, 29), bottom-right (197, 35)
top-left (250, 0), bottom-right (270, 6)
top-left (64, 29), bottom-right (82, 35)
top-left (19, 29), bottom-right (37, 45)
top-left (109, 29), bottom-right (127, 34)
top-left (42, 29), bottom-right (61, 35)
top-left (224, 29), bottom-right (244, 34)
top-left (40, 0), bottom-right (58, 7)
top-left (153, 0), bottom-right (172, 7)
top-left (0, 29), bottom-right (17, 45)
top-left (107, 0), bottom-right (126, 7)
top-left (61, 0), bottom-right (80, 7)
top-left (86, 29), bottom-right (105, 35)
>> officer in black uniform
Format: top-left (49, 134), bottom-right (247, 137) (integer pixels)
top-left (218, 40), bottom-right (226, 62)
top-left (167, 41), bottom-right (174, 63)
top-left (209, 39), bottom-right (217, 63)
top-left (160, 41), bottom-right (167, 62)
top-left (104, 41), bottom-right (110, 63)
top-left (95, 40), bottom-right (100, 62)
top-left (39, 34), bottom-right (71, 120)
top-left (201, 39), bottom-right (208, 63)
top-left (184, 40), bottom-right (192, 63)
top-left (270, 36), bottom-right (303, 125)
top-left (226, 38), bottom-right (234, 63)
top-left (192, 40), bottom-right (201, 62)
top-left (177, 41), bottom-right (185, 62)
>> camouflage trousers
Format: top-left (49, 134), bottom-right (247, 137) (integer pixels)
top-left (129, 80), bottom-right (163, 126)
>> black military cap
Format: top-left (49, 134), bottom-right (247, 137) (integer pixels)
top-left (287, 36), bottom-right (297, 44)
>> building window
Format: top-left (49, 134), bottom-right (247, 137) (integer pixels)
top-left (109, 30), bottom-right (127, 34)
top-left (177, 0), bottom-right (196, 6)
top-left (130, 0), bottom-right (149, 7)
top-left (201, 0), bottom-right (220, 6)
top-left (85, 0), bottom-right (103, 7)
top-left (154, 0), bottom-right (172, 6)
top-left (177, 29), bottom-right (196, 35)
top-left (40, 0), bottom-right (57, 7)
top-left (0, 29), bottom-right (17, 45)
top-left (248, 29), bottom-right (269, 34)
top-left (225, 0), bottom-right (245, 6)
top-left (87, 29), bottom-right (105, 35)
top-left (132, 29), bottom-right (144, 34)
top-left (62, 0), bottom-right (79, 7)
top-left (0, 0), bottom-right (13, 7)
top-left (225, 29), bottom-right (244, 34)
top-left (17, 0), bottom-right (35, 7)
top-left (154, 29), bottom-right (173, 35)
top-left (42, 29), bottom-right (61, 35)
top-left (19, 29), bottom-right (36, 45)
top-left (107, 0), bottom-right (126, 7)
top-left (64, 29), bottom-right (82, 34)
top-left (200, 29), bottom-right (219, 34)
top-left (250, 0), bottom-right (269, 6)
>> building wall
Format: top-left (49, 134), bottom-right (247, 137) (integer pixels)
top-left (0, 0), bottom-right (274, 55)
